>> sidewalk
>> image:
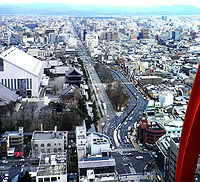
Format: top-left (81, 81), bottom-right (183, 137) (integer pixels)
top-left (130, 128), bottom-right (139, 148)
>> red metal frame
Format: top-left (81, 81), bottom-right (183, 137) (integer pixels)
top-left (175, 64), bottom-right (200, 182)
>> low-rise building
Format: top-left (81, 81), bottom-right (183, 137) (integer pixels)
top-left (0, 127), bottom-right (24, 159)
top-left (31, 126), bottom-right (68, 158)
top-left (36, 153), bottom-right (67, 182)
top-left (76, 124), bottom-right (117, 182)
top-left (137, 117), bottom-right (166, 148)
top-left (138, 76), bottom-right (162, 87)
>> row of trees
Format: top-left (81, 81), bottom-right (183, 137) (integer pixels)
top-left (94, 63), bottom-right (114, 83)
top-left (0, 99), bottom-right (88, 133)
top-left (106, 81), bottom-right (129, 111)
top-left (94, 62), bottom-right (129, 111)
top-left (0, 56), bottom-right (100, 134)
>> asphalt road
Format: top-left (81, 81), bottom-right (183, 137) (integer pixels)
top-left (104, 68), bottom-right (148, 149)
top-left (112, 151), bottom-right (152, 174)
top-left (71, 19), bottom-right (152, 178)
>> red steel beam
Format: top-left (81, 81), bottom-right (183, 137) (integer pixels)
top-left (175, 64), bottom-right (200, 182)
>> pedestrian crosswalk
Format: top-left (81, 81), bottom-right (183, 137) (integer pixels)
top-left (112, 147), bottom-right (148, 153)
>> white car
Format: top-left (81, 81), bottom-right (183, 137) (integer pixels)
top-left (2, 160), bottom-right (8, 163)
top-left (136, 156), bottom-right (143, 159)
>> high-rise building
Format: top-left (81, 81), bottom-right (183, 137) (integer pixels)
top-left (141, 28), bottom-right (150, 39)
top-left (48, 33), bottom-right (57, 43)
top-left (10, 33), bottom-right (20, 45)
top-left (172, 29), bottom-right (181, 42)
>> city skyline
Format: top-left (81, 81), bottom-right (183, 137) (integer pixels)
top-left (0, 0), bottom-right (200, 8)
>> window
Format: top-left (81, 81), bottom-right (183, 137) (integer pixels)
top-left (41, 149), bottom-right (45, 153)
top-left (38, 178), bottom-right (43, 182)
top-left (34, 144), bottom-right (38, 148)
top-left (58, 148), bottom-right (62, 152)
top-left (51, 177), bottom-right (57, 182)
top-left (54, 148), bottom-right (57, 153)
top-left (35, 149), bottom-right (38, 156)
top-left (11, 79), bottom-right (13, 89)
top-left (41, 143), bottom-right (45, 147)
top-left (5, 79), bottom-right (7, 87)
top-left (14, 79), bottom-right (16, 89)
top-left (47, 143), bottom-right (51, 147)
top-left (1, 79), bottom-right (3, 84)
top-left (30, 78), bottom-right (32, 89)
top-left (47, 148), bottom-right (51, 153)
top-left (8, 79), bottom-right (10, 89)
top-left (0, 58), bottom-right (4, 71)
top-left (44, 177), bottom-right (50, 182)
top-left (18, 79), bottom-right (26, 90)
top-left (26, 79), bottom-right (29, 89)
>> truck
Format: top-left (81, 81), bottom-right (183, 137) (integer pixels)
top-left (102, 102), bottom-right (107, 110)
top-left (127, 126), bottom-right (132, 131)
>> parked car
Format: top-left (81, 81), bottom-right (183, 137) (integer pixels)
top-left (127, 153), bottom-right (135, 156)
top-left (136, 156), bottom-right (143, 160)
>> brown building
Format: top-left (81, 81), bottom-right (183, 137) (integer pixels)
top-left (137, 117), bottom-right (165, 148)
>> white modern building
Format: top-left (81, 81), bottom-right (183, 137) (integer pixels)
top-left (159, 91), bottom-right (174, 107)
top-left (36, 153), bottom-right (67, 182)
top-left (0, 47), bottom-right (44, 97)
top-left (76, 124), bottom-right (117, 182)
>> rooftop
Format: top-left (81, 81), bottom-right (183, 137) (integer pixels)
top-left (0, 83), bottom-right (18, 106)
top-left (0, 47), bottom-right (43, 76)
top-left (79, 157), bottom-right (116, 168)
top-left (87, 132), bottom-right (111, 145)
top-left (37, 153), bottom-right (67, 176)
top-left (32, 131), bottom-right (64, 140)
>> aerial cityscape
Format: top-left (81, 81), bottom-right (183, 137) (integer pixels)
top-left (0, 1), bottom-right (200, 182)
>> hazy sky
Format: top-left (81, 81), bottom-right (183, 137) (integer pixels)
top-left (1, 0), bottom-right (200, 8)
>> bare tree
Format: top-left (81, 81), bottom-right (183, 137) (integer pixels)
top-left (52, 84), bottom-right (59, 95)
top-left (74, 86), bottom-right (82, 101)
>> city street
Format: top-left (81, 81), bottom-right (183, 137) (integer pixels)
top-left (71, 19), bottom-right (152, 178)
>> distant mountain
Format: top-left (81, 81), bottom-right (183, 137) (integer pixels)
top-left (0, 4), bottom-right (200, 16)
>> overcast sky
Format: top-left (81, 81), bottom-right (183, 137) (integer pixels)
top-left (1, 0), bottom-right (200, 8)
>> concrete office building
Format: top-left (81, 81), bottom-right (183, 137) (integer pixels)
top-left (159, 92), bottom-right (174, 107)
top-left (168, 137), bottom-right (180, 182)
top-left (0, 127), bottom-right (24, 158)
top-left (141, 28), bottom-right (150, 39)
top-left (10, 33), bottom-right (20, 45)
top-left (31, 126), bottom-right (68, 158)
top-left (0, 47), bottom-right (44, 97)
top-left (76, 125), bottom-right (117, 181)
top-left (36, 153), bottom-right (67, 182)
top-left (48, 33), bottom-right (57, 43)
top-left (138, 76), bottom-right (162, 87)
